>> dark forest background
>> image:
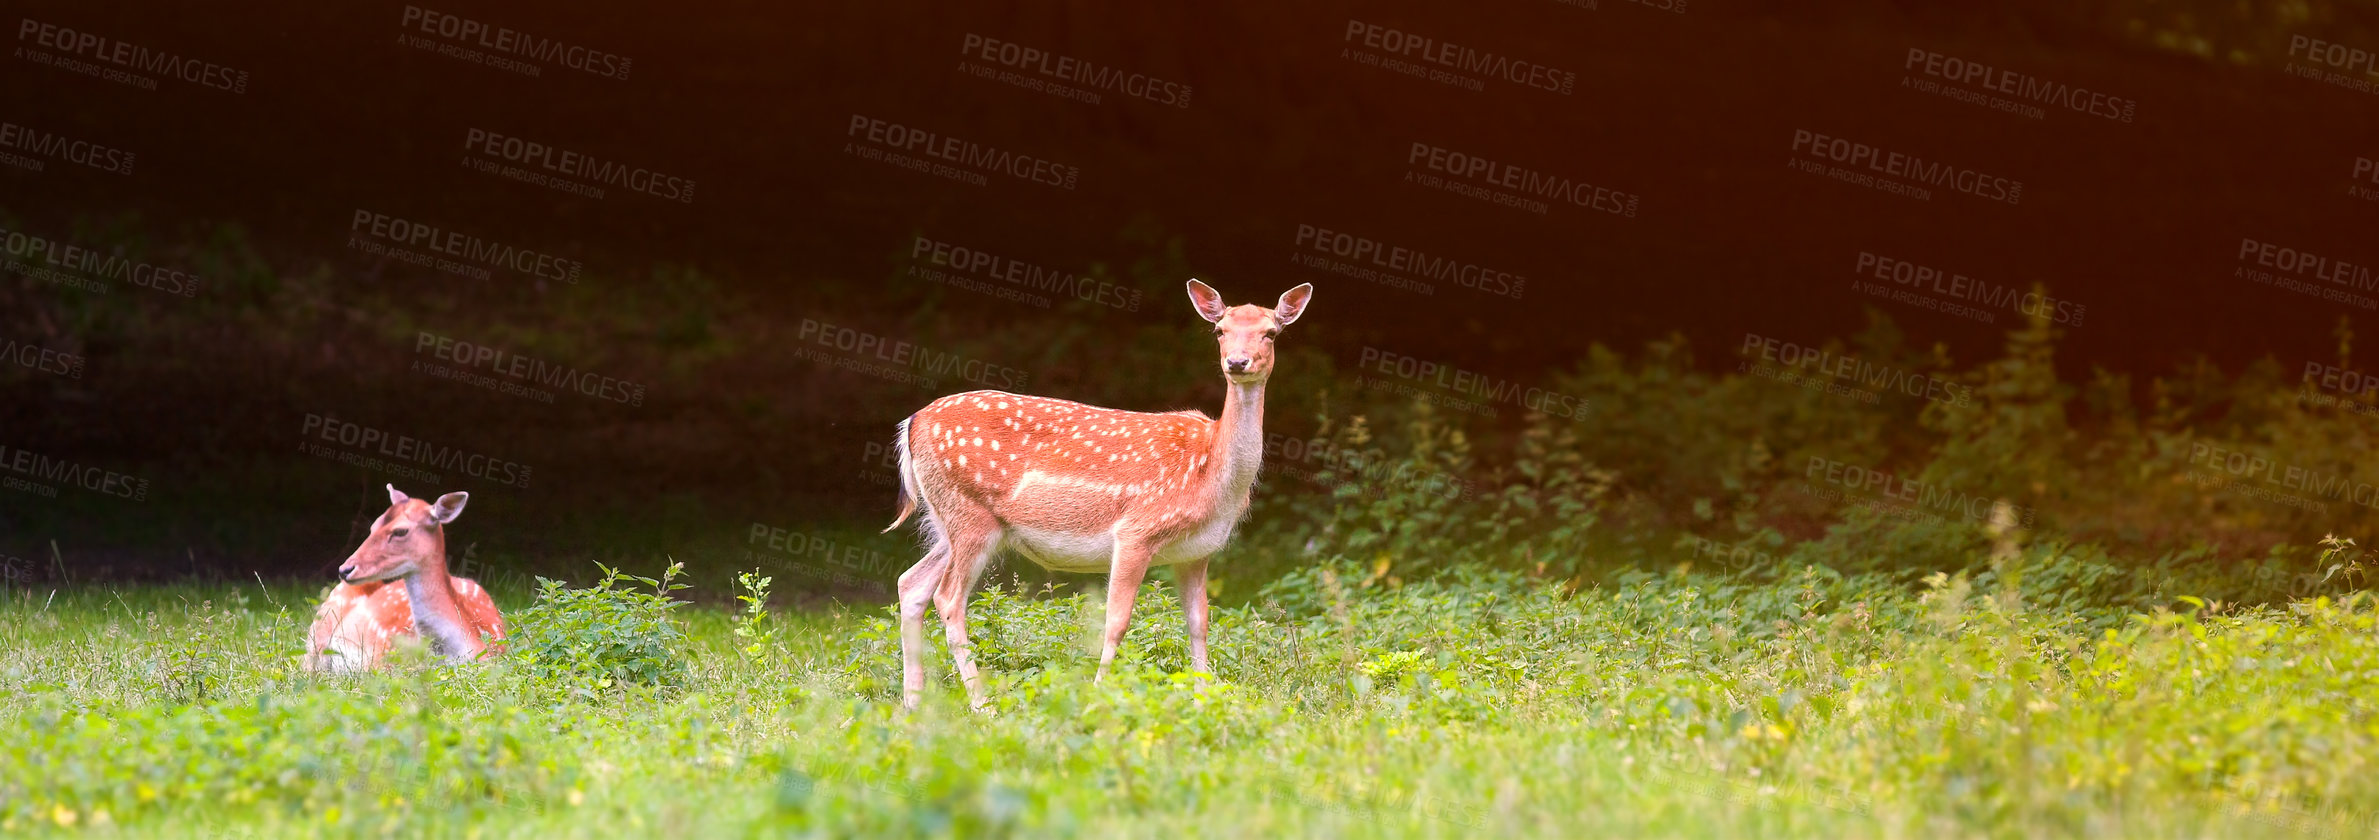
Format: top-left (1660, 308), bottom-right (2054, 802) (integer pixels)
top-left (4, 0), bottom-right (2378, 602)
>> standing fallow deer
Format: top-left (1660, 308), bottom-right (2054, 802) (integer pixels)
top-left (304, 485), bottom-right (506, 672)
top-left (885, 279), bottom-right (1313, 709)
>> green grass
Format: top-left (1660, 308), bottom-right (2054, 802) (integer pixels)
top-left (4, 554), bottom-right (2379, 838)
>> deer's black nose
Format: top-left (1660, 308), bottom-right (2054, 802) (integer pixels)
top-left (1226, 357), bottom-right (1250, 372)
top-left (337, 564), bottom-right (356, 582)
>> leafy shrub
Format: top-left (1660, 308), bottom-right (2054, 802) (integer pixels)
top-left (1253, 397), bottom-right (1608, 586)
top-left (964, 580), bottom-right (1094, 676)
top-left (508, 561), bottom-right (691, 695)
top-left (732, 569), bottom-right (779, 665)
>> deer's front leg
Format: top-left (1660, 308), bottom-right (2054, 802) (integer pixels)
top-left (1096, 538), bottom-right (1155, 682)
top-left (1178, 558), bottom-right (1211, 675)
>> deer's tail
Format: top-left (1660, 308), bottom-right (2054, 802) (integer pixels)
top-left (882, 416), bottom-right (922, 534)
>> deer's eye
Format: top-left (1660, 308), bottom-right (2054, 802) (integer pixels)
top-left (1212, 327), bottom-right (1224, 337)
top-left (391, 528), bottom-right (410, 540)
top-left (1263, 329), bottom-right (1278, 340)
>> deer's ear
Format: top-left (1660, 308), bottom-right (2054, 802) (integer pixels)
top-left (430, 491), bottom-right (470, 524)
top-left (1186, 279), bottom-right (1229, 323)
top-left (1275, 283), bottom-right (1313, 326)
top-left (387, 484), bottom-right (410, 506)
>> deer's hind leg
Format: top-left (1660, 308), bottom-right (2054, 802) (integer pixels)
top-left (897, 541), bottom-right (950, 710)
top-left (932, 509), bottom-right (1003, 711)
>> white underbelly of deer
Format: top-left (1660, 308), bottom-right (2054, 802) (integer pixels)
top-left (1004, 525), bottom-right (1113, 572)
top-left (1005, 508), bottom-right (1243, 573)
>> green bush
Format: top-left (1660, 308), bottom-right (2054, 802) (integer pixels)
top-left (508, 561), bottom-right (691, 695)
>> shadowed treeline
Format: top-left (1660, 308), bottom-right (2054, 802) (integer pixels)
top-left (2, 0), bottom-right (2377, 583)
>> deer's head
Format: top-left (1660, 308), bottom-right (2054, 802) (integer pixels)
top-left (1186, 280), bottom-right (1313, 385)
top-left (339, 484), bottom-right (469, 583)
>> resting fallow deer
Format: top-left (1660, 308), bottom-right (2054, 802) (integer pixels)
top-left (304, 485), bottom-right (506, 672)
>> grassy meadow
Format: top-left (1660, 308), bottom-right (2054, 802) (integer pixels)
top-left (11, 224), bottom-right (2379, 836)
top-left (5, 544), bottom-right (2379, 838)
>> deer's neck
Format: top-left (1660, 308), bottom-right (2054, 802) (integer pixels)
top-left (1203, 380), bottom-right (1267, 514)
top-left (401, 539), bottom-right (478, 660)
